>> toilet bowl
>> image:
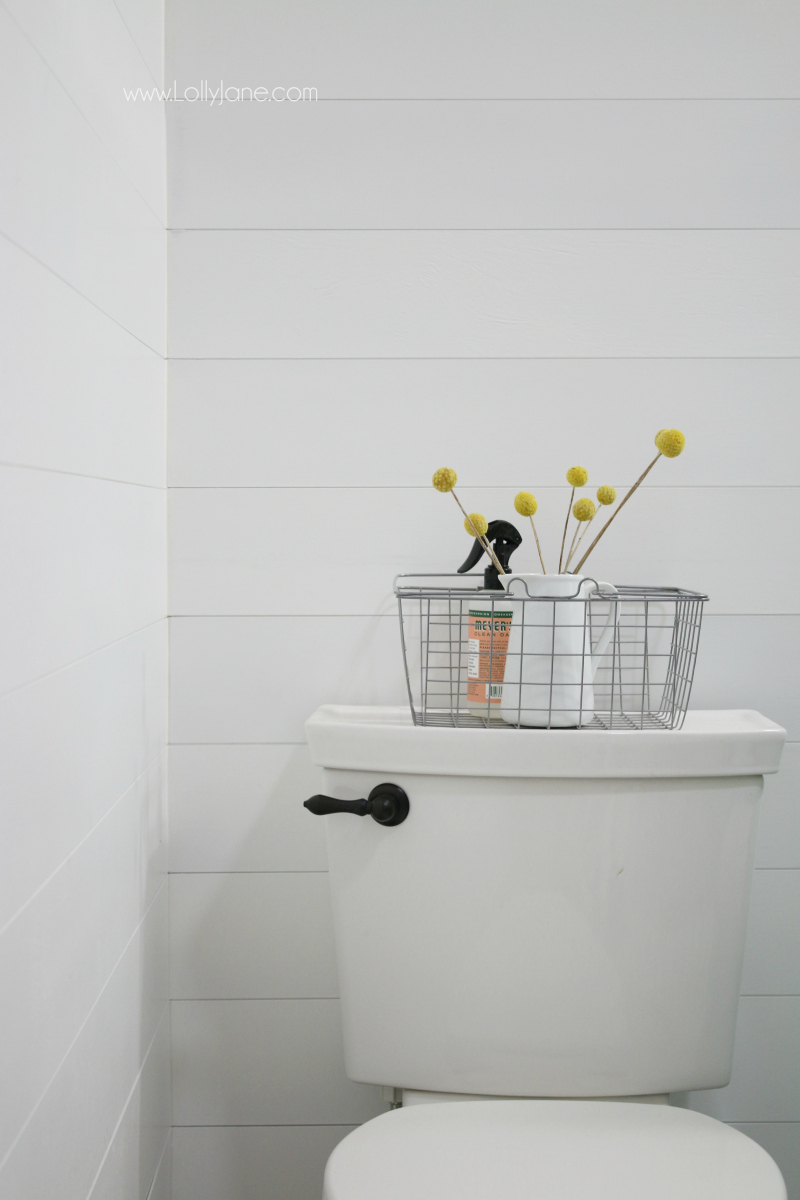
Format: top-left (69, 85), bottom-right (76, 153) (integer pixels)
top-left (305, 705), bottom-right (787, 1198)
top-left (323, 1101), bottom-right (786, 1199)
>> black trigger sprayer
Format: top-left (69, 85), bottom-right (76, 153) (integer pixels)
top-left (457, 520), bottom-right (522, 589)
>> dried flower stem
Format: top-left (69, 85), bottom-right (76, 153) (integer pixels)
top-left (565, 521), bottom-right (582, 571)
top-left (451, 491), bottom-right (505, 574)
top-left (573, 453), bottom-right (662, 573)
top-left (558, 487), bottom-right (575, 573)
top-left (528, 516), bottom-right (546, 573)
top-left (566, 511), bottom-right (598, 571)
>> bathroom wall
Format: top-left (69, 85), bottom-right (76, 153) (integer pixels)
top-left (166, 3), bottom-right (800, 1197)
top-left (0, 2), bottom-right (170, 1198)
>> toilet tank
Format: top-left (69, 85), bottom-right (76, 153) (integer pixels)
top-left (306, 707), bottom-right (785, 1099)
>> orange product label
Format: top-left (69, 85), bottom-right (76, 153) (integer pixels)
top-left (467, 608), bottom-right (512, 704)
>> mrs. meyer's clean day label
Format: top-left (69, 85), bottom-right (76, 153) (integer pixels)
top-left (467, 606), bottom-right (512, 707)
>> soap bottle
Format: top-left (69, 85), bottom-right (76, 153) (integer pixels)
top-left (457, 520), bottom-right (521, 715)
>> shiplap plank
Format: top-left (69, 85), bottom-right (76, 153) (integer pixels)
top-left (0, 6), bottom-right (165, 350)
top-left (172, 1126), bottom-right (354, 1200)
top-left (0, 621), bottom-right (167, 931)
top-left (0, 466), bottom-right (166, 694)
top-left (3, 241), bottom-right (165, 485)
top-left (169, 486), bottom-right (793, 617)
top-left (170, 873), bottom-right (337, 999)
top-left (169, 100), bottom-right (800, 230)
top-left (168, 358), bottom-right (800, 490)
top-left (169, 744), bottom-right (325, 872)
top-left (169, 230), bottom-right (800, 359)
top-left (166, 0), bottom-right (800, 99)
top-left (171, 999), bottom-right (386, 1125)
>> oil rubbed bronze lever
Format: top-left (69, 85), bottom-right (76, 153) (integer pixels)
top-left (303, 783), bottom-right (410, 826)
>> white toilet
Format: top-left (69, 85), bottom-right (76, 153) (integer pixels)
top-left (305, 705), bottom-right (788, 1199)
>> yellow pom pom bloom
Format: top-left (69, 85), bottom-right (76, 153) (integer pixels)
top-left (432, 467), bottom-right (458, 492)
top-left (596, 485), bottom-right (616, 505)
top-left (654, 429), bottom-right (685, 458)
top-left (572, 498), bottom-right (596, 522)
top-left (566, 466), bottom-right (589, 487)
top-left (514, 491), bottom-right (538, 517)
top-left (465, 513), bottom-right (488, 537)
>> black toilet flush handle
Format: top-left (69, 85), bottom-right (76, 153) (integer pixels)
top-left (303, 783), bottom-right (409, 827)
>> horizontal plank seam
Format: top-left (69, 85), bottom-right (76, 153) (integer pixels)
top-left (171, 1123), bottom-right (367, 1129)
top-left (246, 97), bottom-right (800, 103)
top-left (166, 352), bottom-right (800, 360)
top-left (169, 227), bottom-right (800, 233)
top-left (166, 738), bottom-right (800, 745)
top-left (1, 461), bottom-right (166, 490)
top-left (165, 484), bottom-right (800, 490)
top-left (166, 611), bottom-right (800, 617)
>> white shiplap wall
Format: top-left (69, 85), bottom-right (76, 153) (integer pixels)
top-left (0, 1), bottom-right (170, 1197)
top-left (166, 4), bottom-right (800, 1198)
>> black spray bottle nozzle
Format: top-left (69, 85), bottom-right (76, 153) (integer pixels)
top-left (457, 519), bottom-right (522, 590)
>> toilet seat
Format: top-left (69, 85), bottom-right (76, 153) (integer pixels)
top-left (323, 1100), bottom-right (786, 1200)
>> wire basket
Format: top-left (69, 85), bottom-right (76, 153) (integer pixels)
top-left (395, 574), bottom-right (707, 731)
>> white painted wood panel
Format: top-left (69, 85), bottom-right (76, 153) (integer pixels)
top-left (87, 1011), bottom-right (171, 1200)
top-left (169, 486), bottom-right (793, 617)
top-left (115, 0), bottom-right (164, 87)
top-left (169, 744), bottom-right (326, 873)
top-left (169, 100), bottom-right (800, 229)
top-left (168, 358), bottom-right (800, 489)
top-left (757, 743), bottom-right (800, 869)
top-left (169, 615), bottom-right (406, 744)
top-left (741, 870), bottom-right (800, 995)
top-left (690, 618), bottom-right (800, 738)
top-left (0, 755), bottom-right (166, 1161)
top-left (171, 998), bottom-right (386, 1125)
top-left (0, 886), bottom-right (168, 1200)
top-left (730, 1125), bottom-right (800, 1200)
top-left (0, 466), bottom-right (166, 694)
top-left (3, 0), bottom-right (166, 220)
top-left (0, 621), bottom-right (167, 931)
top-left (170, 873), bottom-right (337, 999)
top-left (168, 230), bottom-right (800, 359)
top-left (172, 1126), bottom-right (355, 1200)
top-left (2, 241), bottom-right (165, 486)
top-left (169, 614), bottom-right (800, 742)
top-left (166, 0), bottom-right (800, 99)
top-left (688, 998), bottom-right (800, 1121)
top-left (0, 6), bottom-right (165, 352)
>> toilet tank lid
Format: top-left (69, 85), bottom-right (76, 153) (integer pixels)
top-left (323, 1101), bottom-right (786, 1200)
top-left (305, 706), bottom-right (785, 778)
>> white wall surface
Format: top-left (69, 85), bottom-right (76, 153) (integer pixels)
top-left (0, 1), bottom-right (169, 1197)
top-left (166, 4), bottom-right (800, 1198)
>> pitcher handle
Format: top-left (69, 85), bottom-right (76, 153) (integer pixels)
top-left (587, 581), bottom-right (618, 681)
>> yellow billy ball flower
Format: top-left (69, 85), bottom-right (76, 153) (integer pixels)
top-left (596, 485), bottom-right (616, 505)
top-left (465, 513), bottom-right (488, 537)
top-left (566, 465), bottom-right (589, 487)
top-left (432, 467), bottom-right (457, 492)
top-left (572, 498), bottom-right (596, 522)
top-left (514, 491), bottom-right (538, 517)
top-left (654, 429), bottom-right (685, 458)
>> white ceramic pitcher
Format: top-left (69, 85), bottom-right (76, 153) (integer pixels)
top-left (498, 573), bottom-right (618, 727)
